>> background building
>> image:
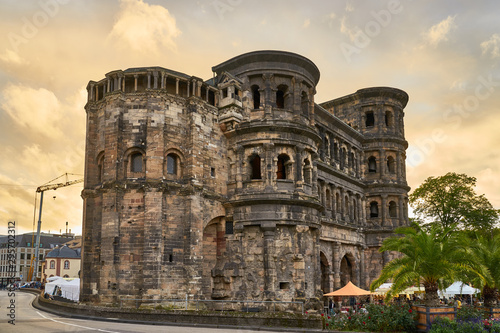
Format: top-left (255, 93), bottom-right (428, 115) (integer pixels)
top-left (42, 244), bottom-right (81, 281)
top-left (0, 233), bottom-right (74, 286)
top-left (81, 51), bottom-right (410, 306)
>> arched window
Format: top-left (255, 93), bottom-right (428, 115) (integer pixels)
top-left (276, 85), bottom-right (287, 109)
top-left (64, 260), bottom-right (70, 269)
top-left (250, 154), bottom-right (261, 179)
top-left (370, 201), bottom-right (379, 218)
top-left (368, 156), bottom-right (377, 173)
top-left (277, 154), bottom-right (290, 179)
top-left (166, 153), bottom-right (178, 175)
top-left (276, 88), bottom-right (285, 108)
top-left (97, 153), bottom-right (104, 183)
top-left (252, 85), bottom-right (260, 109)
top-left (50, 260), bottom-right (55, 269)
top-left (389, 201), bottom-right (397, 218)
top-left (365, 111), bottom-right (375, 127)
top-left (130, 152), bottom-right (143, 172)
top-left (387, 156), bottom-right (396, 174)
top-left (385, 111), bottom-right (394, 126)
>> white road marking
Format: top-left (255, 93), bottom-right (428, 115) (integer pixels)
top-left (36, 311), bottom-right (121, 333)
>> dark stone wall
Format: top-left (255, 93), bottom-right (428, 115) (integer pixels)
top-left (81, 51), bottom-right (410, 307)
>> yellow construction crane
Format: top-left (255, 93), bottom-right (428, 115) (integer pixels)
top-left (28, 173), bottom-right (83, 282)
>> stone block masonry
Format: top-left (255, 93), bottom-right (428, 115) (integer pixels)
top-left (81, 51), bottom-right (410, 308)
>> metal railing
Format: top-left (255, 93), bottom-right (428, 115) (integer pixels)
top-left (119, 295), bottom-right (304, 314)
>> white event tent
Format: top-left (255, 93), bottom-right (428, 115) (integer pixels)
top-left (439, 281), bottom-right (480, 298)
top-left (45, 277), bottom-right (80, 302)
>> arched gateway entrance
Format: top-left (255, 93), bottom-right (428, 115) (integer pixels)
top-left (320, 252), bottom-right (330, 294)
top-left (340, 254), bottom-right (355, 287)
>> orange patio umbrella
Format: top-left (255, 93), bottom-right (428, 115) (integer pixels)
top-left (323, 281), bottom-right (372, 296)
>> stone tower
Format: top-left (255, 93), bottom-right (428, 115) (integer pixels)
top-left (80, 51), bottom-right (410, 306)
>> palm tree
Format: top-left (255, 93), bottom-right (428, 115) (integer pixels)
top-left (466, 232), bottom-right (500, 307)
top-left (370, 223), bottom-right (478, 307)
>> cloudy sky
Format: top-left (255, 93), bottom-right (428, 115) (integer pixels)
top-left (0, 0), bottom-right (499, 235)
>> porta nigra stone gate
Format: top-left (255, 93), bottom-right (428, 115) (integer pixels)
top-left (81, 51), bottom-right (410, 307)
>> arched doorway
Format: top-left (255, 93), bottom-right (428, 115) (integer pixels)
top-left (340, 254), bottom-right (355, 287)
top-left (320, 252), bottom-right (330, 294)
top-left (202, 217), bottom-right (225, 297)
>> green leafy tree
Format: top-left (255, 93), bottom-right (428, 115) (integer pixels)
top-left (409, 172), bottom-right (499, 232)
top-left (466, 232), bottom-right (500, 307)
top-left (370, 223), bottom-right (478, 307)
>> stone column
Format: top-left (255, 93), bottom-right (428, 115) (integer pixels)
top-left (328, 272), bottom-right (334, 293)
top-left (161, 72), bottom-right (166, 89)
top-left (399, 195), bottom-right (405, 227)
top-left (329, 135), bottom-right (335, 164)
top-left (147, 73), bottom-right (151, 89)
top-left (263, 143), bottom-right (274, 189)
top-left (107, 78), bottom-right (111, 92)
top-left (292, 76), bottom-right (301, 119)
top-left (404, 197), bottom-right (409, 225)
top-left (356, 194), bottom-right (362, 225)
top-left (308, 87), bottom-right (315, 127)
top-left (186, 80), bottom-right (190, 97)
top-left (295, 145), bottom-right (304, 190)
top-left (379, 149), bottom-right (385, 179)
top-left (235, 146), bottom-right (244, 190)
top-left (333, 242), bottom-right (341, 289)
top-left (312, 160), bottom-right (318, 196)
top-left (262, 74), bottom-right (273, 118)
top-left (153, 71), bottom-right (158, 89)
top-left (396, 151), bottom-right (402, 178)
top-left (331, 185), bottom-right (337, 219)
top-left (401, 152), bottom-right (407, 179)
top-left (354, 252), bottom-right (360, 286)
top-left (381, 195), bottom-right (387, 227)
top-left (175, 78), bottom-right (179, 95)
top-left (117, 76), bottom-right (123, 92)
top-left (361, 196), bottom-right (366, 225)
top-left (359, 246), bottom-right (366, 289)
top-left (134, 75), bottom-right (138, 92)
top-left (340, 188), bottom-right (345, 221)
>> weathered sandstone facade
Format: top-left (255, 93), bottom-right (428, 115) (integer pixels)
top-left (81, 51), bottom-right (410, 306)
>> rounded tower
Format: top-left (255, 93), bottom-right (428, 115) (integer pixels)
top-left (211, 51), bottom-right (324, 305)
top-left (81, 67), bottom-right (224, 304)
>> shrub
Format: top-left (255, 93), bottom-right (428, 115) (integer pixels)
top-left (325, 303), bottom-right (416, 332)
top-left (429, 316), bottom-right (491, 333)
top-left (457, 305), bottom-right (485, 321)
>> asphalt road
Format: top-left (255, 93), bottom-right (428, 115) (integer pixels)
top-left (0, 290), bottom-right (303, 333)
